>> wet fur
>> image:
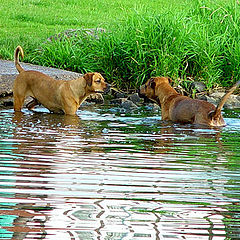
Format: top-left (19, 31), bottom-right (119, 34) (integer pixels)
top-left (140, 76), bottom-right (240, 127)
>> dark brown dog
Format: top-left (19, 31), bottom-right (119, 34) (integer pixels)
top-left (140, 76), bottom-right (240, 127)
top-left (13, 46), bottom-right (110, 115)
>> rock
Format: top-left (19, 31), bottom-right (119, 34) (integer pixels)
top-left (115, 92), bottom-right (127, 99)
top-left (224, 95), bottom-right (240, 109)
top-left (144, 103), bottom-right (161, 112)
top-left (205, 96), bottom-right (218, 106)
top-left (127, 93), bottom-right (141, 104)
top-left (209, 92), bottom-right (225, 99)
top-left (110, 88), bottom-right (127, 99)
top-left (205, 92), bottom-right (225, 106)
top-left (110, 98), bottom-right (127, 105)
top-left (196, 94), bottom-right (207, 101)
top-left (86, 93), bottom-right (104, 104)
top-left (121, 100), bottom-right (138, 110)
top-left (191, 81), bottom-right (206, 93)
top-left (206, 92), bottom-right (240, 109)
top-left (46, 28), bottom-right (106, 42)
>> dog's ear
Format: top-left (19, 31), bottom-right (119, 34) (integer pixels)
top-left (149, 78), bottom-right (156, 89)
top-left (83, 73), bottom-right (95, 86)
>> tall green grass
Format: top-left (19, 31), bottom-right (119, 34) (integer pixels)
top-left (2, 0), bottom-right (239, 90)
top-left (28, 0), bottom-right (240, 90)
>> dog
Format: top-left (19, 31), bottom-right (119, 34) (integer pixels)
top-left (140, 76), bottom-right (240, 127)
top-left (13, 46), bottom-right (110, 115)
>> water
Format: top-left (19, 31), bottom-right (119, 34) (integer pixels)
top-left (0, 105), bottom-right (240, 240)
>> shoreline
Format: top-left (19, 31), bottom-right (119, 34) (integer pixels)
top-left (1, 60), bottom-right (240, 111)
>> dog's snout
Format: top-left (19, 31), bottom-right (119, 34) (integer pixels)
top-left (138, 92), bottom-right (145, 98)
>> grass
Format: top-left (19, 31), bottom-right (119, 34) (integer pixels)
top-left (0, 0), bottom-right (239, 90)
top-left (0, 0), bottom-right (187, 58)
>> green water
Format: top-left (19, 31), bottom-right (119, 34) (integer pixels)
top-left (0, 106), bottom-right (239, 239)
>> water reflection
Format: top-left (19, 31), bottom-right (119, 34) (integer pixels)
top-left (0, 106), bottom-right (239, 239)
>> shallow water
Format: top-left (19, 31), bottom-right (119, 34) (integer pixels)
top-left (0, 105), bottom-right (240, 240)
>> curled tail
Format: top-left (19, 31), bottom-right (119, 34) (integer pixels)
top-left (209, 80), bottom-right (240, 119)
top-left (14, 46), bottom-right (24, 73)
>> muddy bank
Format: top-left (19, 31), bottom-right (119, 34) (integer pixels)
top-left (0, 59), bottom-right (240, 110)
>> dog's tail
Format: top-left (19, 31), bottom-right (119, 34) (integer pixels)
top-left (14, 46), bottom-right (24, 73)
top-left (209, 80), bottom-right (240, 119)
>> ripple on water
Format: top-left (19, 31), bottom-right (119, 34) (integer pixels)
top-left (0, 106), bottom-right (240, 239)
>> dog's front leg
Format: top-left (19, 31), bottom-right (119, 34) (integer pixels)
top-left (13, 94), bottom-right (25, 112)
top-left (62, 101), bottom-right (79, 115)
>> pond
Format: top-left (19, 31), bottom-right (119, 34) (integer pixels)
top-left (0, 104), bottom-right (240, 240)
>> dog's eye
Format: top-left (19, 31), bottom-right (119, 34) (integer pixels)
top-left (95, 79), bottom-right (101, 83)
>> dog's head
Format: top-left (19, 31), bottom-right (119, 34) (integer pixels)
top-left (139, 76), bottom-right (172, 101)
top-left (83, 72), bottom-right (110, 94)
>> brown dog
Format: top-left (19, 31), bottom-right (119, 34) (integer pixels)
top-left (140, 76), bottom-right (240, 127)
top-left (13, 46), bottom-right (110, 115)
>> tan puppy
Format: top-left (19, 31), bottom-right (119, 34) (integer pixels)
top-left (13, 46), bottom-right (110, 115)
top-left (140, 76), bottom-right (240, 127)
